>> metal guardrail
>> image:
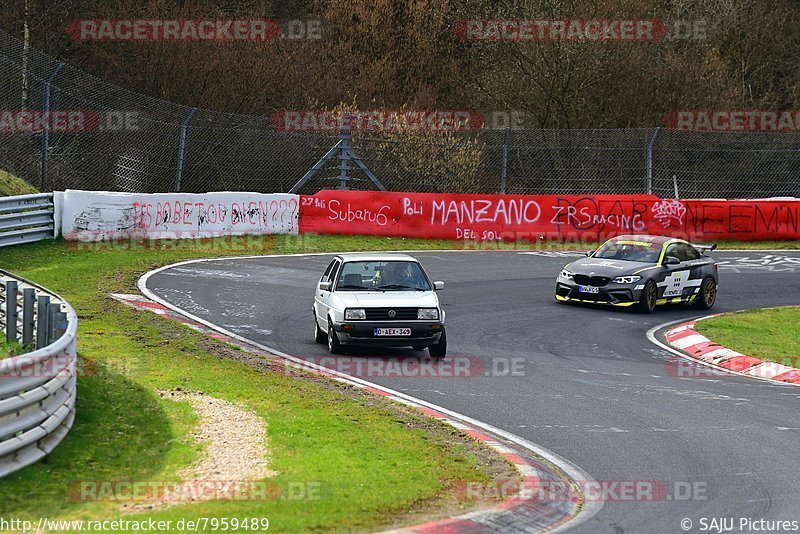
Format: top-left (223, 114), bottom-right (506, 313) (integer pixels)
top-left (0, 270), bottom-right (78, 478)
top-left (0, 193), bottom-right (56, 248)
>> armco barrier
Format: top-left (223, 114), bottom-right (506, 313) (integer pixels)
top-left (0, 193), bottom-right (56, 248)
top-left (0, 270), bottom-right (78, 478)
top-left (299, 190), bottom-right (800, 242)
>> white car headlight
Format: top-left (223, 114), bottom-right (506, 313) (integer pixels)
top-left (612, 275), bottom-right (641, 284)
top-left (345, 308), bottom-right (366, 320)
top-left (417, 308), bottom-right (439, 320)
top-left (560, 269), bottom-right (574, 280)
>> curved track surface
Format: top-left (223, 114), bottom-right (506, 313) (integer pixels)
top-left (145, 250), bottom-right (800, 533)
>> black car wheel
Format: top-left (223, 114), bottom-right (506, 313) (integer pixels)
top-left (694, 278), bottom-right (717, 309)
top-left (314, 313), bottom-right (326, 343)
top-left (638, 280), bottom-right (657, 313)
top-left (429, 331), bottom-right (447, 359)
top-left (327, 319), bottom-right (343, 354)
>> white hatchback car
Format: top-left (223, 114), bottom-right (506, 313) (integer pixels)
top-left (313, 254), bottom-right (447, 357)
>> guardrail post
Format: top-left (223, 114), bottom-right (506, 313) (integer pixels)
top-left (41, 62), bottom-right (65, 191)
top-left (53, 310), bottom-right (68, 341)
top-left (47, 302), bottom-right (59, 345)
top-left (5, 281), bottom-right (18, 343)
top-left (22, 288), bottom-right (35, 347)
top-left (35, 295), bottom-right (50, 349)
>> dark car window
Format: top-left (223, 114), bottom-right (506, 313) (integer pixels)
top-left (335, 260), bottom-right (431, 291)
top-left (680, 243), bottom-right (701, 260)
top-left (664, 243), bottom-right (681, 261)
top-left (593, 240), bottom-right (661, 263)
top-left (666, 243), bottom-right (700, 262)
top-left (321, 259), bottom-right (337, 282)
top-left (327, 260), bottom-right (342, 285)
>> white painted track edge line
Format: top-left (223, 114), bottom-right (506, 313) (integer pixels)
top-left (138, 253), bottom-right (604, 532)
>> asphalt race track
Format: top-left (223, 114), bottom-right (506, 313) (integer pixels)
top-left (144, 250), bottom-right (800, 533)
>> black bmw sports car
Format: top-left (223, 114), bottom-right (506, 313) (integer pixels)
top-left (555, 235), bottom-right (719, 312)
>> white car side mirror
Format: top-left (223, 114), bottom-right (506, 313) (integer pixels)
top-left (433, 281), bottom-right (445, 290)
top-left (319, 281), bottom-right (331, 291)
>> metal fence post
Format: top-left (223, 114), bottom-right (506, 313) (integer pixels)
top-left (40, 62), bottom-right (65, 191)
top-left (5, 281), bottom-right (18, 343)
top-left (53, 311), bottom-right (68, 340)
top-left (337, 115), bottom-right (354, 190)
top-left (500, 127), bottom-right (510, 193)
top-left (36, 295), bottom-right (50, 349)
top-left (175, 107), bottom-right (197, 192)
top-left (47, 302), bottom-right (60, 344)
top-left (646, 126), bottom-right (661, 194)
top-left (22, 288), bottom-right (35, 347)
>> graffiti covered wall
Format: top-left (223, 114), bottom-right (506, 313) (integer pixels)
top-left (299, 190), bottom-right (800, 242)
top-left (61, 190), bottom-right (299, 241)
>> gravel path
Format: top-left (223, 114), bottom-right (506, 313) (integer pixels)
top-left (122, 389), bottom-right (274, 511)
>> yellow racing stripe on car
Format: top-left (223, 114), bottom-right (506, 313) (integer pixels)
top-left (557, 294), bottom-right (634, 306)
top-left (657, 296), bottom-right (686, 305)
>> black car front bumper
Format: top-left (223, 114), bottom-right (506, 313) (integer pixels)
top-left (555, 281), bottom-right (639, 306)
top-left (330, 321), bottom-right (444, 347)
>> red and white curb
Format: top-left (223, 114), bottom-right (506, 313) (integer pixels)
top-left (656, 314), bottom-right (800, 385)
top-left (112, 291), bottom-right (593, 532)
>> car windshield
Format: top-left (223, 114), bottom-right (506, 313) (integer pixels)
top-left (593, 240), bottom-right (661, 263)
top-left (336, 260), bottom-right (431, 291)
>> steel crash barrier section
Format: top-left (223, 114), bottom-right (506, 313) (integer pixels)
top-left (0, 193), bottom-right (56, 248)
top-left (0, 270), bottom-right (78, 478)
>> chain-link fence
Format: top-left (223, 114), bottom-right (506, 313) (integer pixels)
top-left (1, 29), bottom-right (799, 198)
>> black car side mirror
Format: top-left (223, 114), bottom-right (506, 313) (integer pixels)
top-left (664, 256), bottom-right (681, 265)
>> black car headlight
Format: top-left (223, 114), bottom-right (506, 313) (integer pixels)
top-left (612, 275), bottom-right (641, 284)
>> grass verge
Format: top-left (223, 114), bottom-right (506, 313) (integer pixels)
top-left (0, 236), bottom-right (520, 532)
top-left (0, 169), bottom-right (38, 196)
top-left (2, 340), bottom-right (26, 359)
top-left (695, 306), bottom-right (800, 367)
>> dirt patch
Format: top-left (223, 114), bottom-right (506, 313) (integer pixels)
top-left (121, 389), bottom-right (274, 512)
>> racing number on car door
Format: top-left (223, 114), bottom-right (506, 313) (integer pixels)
top-left (662, 269), bottom-right (690, 297)
top-left (661, 243), bottom-right (701, 298)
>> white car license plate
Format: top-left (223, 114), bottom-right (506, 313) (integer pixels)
top-left (578, 285), bottom-right (600, 294)
top-left (374, 328), bottom-right (411, 337)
